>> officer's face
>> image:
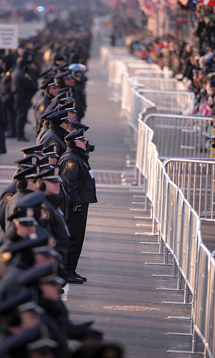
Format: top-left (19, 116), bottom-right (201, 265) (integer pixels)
top-left (75, 139), bottom-right (87, 150)
top-left (15, 223), bottom-right (36, 238)
top-left (49, 85), bottom-right (58, 97)
top-left (20, 310), bottom-right (40, 331)
top-left (44, 180), bottom-right (60, 195)
top-left (49, 157), bottom-right (57, 166)
top-left (34, 253), bottom-right (55, 266)
top-left (40, 283), bottom-right (61, 301)
top-left (68, 111), bottom-right (76, 122)
top-left (64, 78), bottom-right (75, 87)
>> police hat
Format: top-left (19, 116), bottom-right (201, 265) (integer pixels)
top-left (16, 191), bottom-right (46, 209)
top-left (0, 324), bottom-right (58, 357)
top-left (59, 102), bottom-right (76, 112)
top-left (14, 155), bottom-right (40, 167)
top-left (55, 70), bottom-right (75, 80)
top-left (39, 156), bottom-right (51, 168)
top-left (0, 287), bottom-right (35, 315)
top-left (20, 143), bottom-right (44, 156)
top-left (47, 109), bottom-right (71, 122)
top-left (43, 144), bottom-right (59, 159)
top-left (59, 96), bottom-right (75, 106)
top-left (39, 67), bottom-right (53, 78)
top-left (40, 73), bottom-right (58, 90)
top-left (34, 167), bottom-right (62, 183)
top-left (70, 121), bottom-right (89, 132)
top-left (11, 232), bottom-right (56, 258)
top-left (13, 166), bottom-right (40, 181)
top-left (18, 261), bottom-right (60, 288)
top-left (7, 208), bottom-right (37, 226)
top-left (41, 107), bottom-right (58, 120)
top-left (65, 128), bottom-right (87, 142)
top-left (54, 53), bottom-right (66, 63)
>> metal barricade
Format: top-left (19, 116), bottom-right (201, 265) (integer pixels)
top-left (134, 67), bottom-right (173, 78)
top-left (130, 76), bottom-right (186, 91)
top-left (192, 243), bottom-right (211, 352)
top-left (138, 88), bottom-right (195, 114)
top-left (164, 159), bottom-right (215, 219)
top-left (144, 113), bottom-right (213, 159)
top-left (129, 89), bottom-right (156, 137)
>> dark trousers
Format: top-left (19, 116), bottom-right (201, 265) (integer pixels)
top-left (4, 106), bottom-right (16, 136)
top-left (14, 95), bottom-right (31, 138)
top-left (67, 203), bottom-right (89, 272)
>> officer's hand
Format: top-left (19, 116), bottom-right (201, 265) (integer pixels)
top-left (73, 204), bottom-right (82, 213)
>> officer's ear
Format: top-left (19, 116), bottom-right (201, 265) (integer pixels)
top-left (38, 181), bottom-right (46, 192)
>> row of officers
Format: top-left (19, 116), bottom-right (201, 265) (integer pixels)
top-left (0, 47), bottom-right (87, 144)
top-left (0, 123), bottom-right (124, 356)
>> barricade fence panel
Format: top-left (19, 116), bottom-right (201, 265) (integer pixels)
top-left (164, 159), bottom-right (215, 219)
top-left (205, 258), bottom-right (215, 358)
top-left (144, 114), bottom-right (213, 159)
top-left (138, 88), bottom-right (195, 115)
top-left (193, 243), bottom-right (211, 346)
top-left (103, 47), bottom-right (215, 356)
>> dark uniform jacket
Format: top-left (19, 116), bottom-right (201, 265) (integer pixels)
top-left (0, 181), bottom-right (17, 234)
top-left (38, 124), bottom-right (67, 157)
top-left (11, 62), bottom-right (37, 100)
top-left (40, 196), bottom-right (70, 266)
top-left (34, 92), bottom-right (54, 135)
top-left (5, 189), bottom-right (33, 232)
top-left (58, 146), bottom-right (97, 207)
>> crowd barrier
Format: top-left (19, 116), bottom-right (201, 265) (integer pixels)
top-left (164, 158), bottom-right (215, 220)
top-left (138, 88), bottom-right (195, 115)
top-left (144, 113), bottom-right (213, 159)
top-left (136, 116), bottom-right (215, 356)
top-left (102, 46), bottom-right (215, 357)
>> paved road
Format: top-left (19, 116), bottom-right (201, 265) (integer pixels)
top-left (0, 23), bottom-right (202, 358)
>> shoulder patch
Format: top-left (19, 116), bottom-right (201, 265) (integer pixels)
top-left (66, 160), bottom-right (75, 170)
top-left (6, 71), bottom-right (10, 76)
top-left (4, 193), bottom-right (13, 204)
top-left (39, 104), bottom-right (45, 113)
top-left (44, 210), bottom-right (50, 220)
top-left (49, 141), bottom-right (58, 147)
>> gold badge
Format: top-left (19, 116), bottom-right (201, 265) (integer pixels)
top-left (0, 252), bottom-right (12, 262)
top-left (66, 161), bottom-right (75, 170)
top-left (39, 104), bottom-right (45, 113)
top-left (4, 193), bottom-right (13, 203)
top-left (6, 71), bottom-right (10, 76)
top-left (49, 141), bottom-right (58, 147)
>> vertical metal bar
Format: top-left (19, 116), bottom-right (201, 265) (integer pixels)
top-left (204, 164), bottom-right (209, 219)
top-left (199, 163), bottom-right (203, 216)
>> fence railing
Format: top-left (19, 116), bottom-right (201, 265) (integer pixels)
top-left (144, 113), bottom-right (213, 159)
top-left (102, 46), bottom-right (215, 357)
top-left (135, 116), bottom-right (215, 356)
top-left (138, 88), bottom-right (195, 115)
top-left (164, 158), bottom-right (215, 220)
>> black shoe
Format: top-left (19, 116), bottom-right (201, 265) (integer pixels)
top-left (75, 272), bottom-right (87, 282)
top-left (67, 273), bottom-right (84, 284)
top-left (17, 136), bottom-right (30, 142)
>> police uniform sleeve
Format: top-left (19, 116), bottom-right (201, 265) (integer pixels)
top-left (60, 158), bottom-right (81, 206)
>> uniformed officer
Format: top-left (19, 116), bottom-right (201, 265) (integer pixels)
top-left (58, 129), bottom-right (97, 283)
top-left (11, 57), bottom-right (37, 142)
top-left (37, 112), bottom-right (70, 157)
top-left (5, 166), bottom-right (39, 233)
top-left (34, 73), bottom-right (59, 136)
top-left (33, 168), bottom-right (70, 272)
top-left (18, 262), bottom-right (103, 350)
top-left (0, 144), bottom-right (45, 234)
top-left (1, 54), bottom-right (16, 138)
